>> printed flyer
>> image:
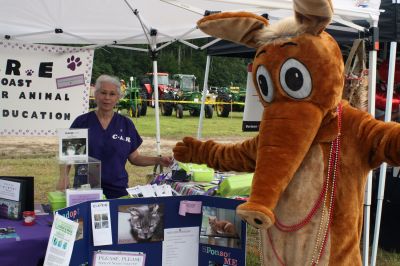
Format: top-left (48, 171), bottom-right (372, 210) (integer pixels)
top-left (162, 227), bottom-right (199, 266)
top-left (91, 201), bottom-right (113, 246)
top-left (43, 213), bottom-right (79, 266)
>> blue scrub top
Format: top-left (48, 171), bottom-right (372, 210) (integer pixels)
top-left (71, 111), bottom-right (143, 198)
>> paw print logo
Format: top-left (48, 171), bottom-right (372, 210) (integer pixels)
top-left (67, 55), bottom-right (82, 71)
top-left (25, 69), bottom-right (34, 76)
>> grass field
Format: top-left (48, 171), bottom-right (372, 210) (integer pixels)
top-left (1, 107), bottom-right (399, 265)
top-left (128, 106), bottom-right (258, 139)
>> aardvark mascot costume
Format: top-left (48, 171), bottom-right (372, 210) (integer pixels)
top-left (173, 0), bottom-right (400, 265)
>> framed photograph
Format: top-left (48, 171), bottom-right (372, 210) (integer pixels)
top-left (58, 128), bottom-right (88, 160)
top-left (200, 206), bottom-right (242, 249)
top-left (118, 204), bottom-right (164, 244)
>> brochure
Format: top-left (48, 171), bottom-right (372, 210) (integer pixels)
top-left (126, 184), bottom-right (172, 198)
top-left (43, 213), bottom-right (79, 266)
top-left (91, 201), bottom-right (113, 246)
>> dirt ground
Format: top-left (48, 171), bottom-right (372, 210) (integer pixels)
top-left (0, 136), bottom-right (250, 158)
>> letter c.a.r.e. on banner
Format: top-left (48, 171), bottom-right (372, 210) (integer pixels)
top-left (0, 41), bottom-right (94, 136)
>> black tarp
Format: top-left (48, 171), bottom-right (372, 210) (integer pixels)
top-left (379, 0), bottom-right (400, 42)
top-left (207, 1), bottom-right (400, 57)
top-left (206, 23), bottom-right (370, 58)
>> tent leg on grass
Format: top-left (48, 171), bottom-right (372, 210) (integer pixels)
top-left (370, 41), bottom-right (397, 266)
top-left (197, 55), bottom-right (211, 140)
top-left (362, 30), bottom-right (379, 266)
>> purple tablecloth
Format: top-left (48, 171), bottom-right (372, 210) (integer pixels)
top-left (0, 215), bottom-right (53, 266)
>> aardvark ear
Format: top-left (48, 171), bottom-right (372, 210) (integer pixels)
top-left (197, 12), bottom-right (269, 49)
top-left (294, 0), bottom-right (333, 35)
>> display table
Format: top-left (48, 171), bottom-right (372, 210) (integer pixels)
top-left (0, 215), bottom-right (53, 266)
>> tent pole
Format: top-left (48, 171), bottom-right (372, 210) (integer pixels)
top-left (362, 32), bottom-right (378, 266)
top-left (148, 28), bottom-right (161, 157)
top-left (152, 58), bottom-right (161, 156)
top-left (197, 55), bottom-right (211, 140)
top-left (128, 3), bottom-right (162, 158)
top-left (370, 41), bottom-right (397, 266)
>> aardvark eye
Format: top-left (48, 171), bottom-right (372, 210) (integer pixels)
top-left (256, 65), bottom-right (274, 103)
top-left (280, 58), bottom-right (312, 99)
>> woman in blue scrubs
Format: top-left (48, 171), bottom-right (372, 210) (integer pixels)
top-left (61, 74), bottom-right (172, 198)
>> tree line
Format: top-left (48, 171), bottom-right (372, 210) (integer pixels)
top-left (92, 40), bottom-right (251, 89)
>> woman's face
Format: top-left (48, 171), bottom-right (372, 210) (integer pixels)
top-left (95, 81), bottom-right (120, 112)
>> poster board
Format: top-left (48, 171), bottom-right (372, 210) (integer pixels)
top-left (56, 195), bottom-right (247, 266)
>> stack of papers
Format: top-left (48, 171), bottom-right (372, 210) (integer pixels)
top-left (126, 184), bottom-right (172, 198)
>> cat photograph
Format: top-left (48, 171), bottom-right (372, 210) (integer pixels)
top-left (118, 203), bottom-right (164, 244)
top-left (200, 206), bottom-right (241, 249)
top-left (208, 216), bottom-right (238, 238)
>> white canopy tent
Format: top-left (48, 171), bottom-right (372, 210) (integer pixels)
top-left (0, 0), bottom-right (381, 152)
top-left (0, 1), bottom-right (386, 265)
top-left (0, 0), bottom-right (381, 44)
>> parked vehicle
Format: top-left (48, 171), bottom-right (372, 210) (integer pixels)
top-left (214, 86), bottom-right (246, 117)
top-left (89, 85), bottom-right (96, 109)
top-left (117, 78), bottom-right (147, 117)
top-left (172, 74), bottom-right (213, 119)
top-left (140, 72), bottom-right (176, 116)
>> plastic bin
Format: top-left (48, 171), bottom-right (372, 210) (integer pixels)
top-left (178, 163), bottom-right (214, 182)
top-left (48, 191), bottom-right (66, 211)
top-left (218, 173), bottom-right (253, 197)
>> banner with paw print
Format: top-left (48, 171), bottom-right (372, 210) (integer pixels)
top-left (0, 41), bottom-right (94, 136)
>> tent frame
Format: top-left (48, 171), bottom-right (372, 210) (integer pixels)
top-left (1, 1), bottom-right (386, 265)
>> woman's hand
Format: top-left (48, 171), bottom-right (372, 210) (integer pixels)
top-left (158, 156), bottom-right (173, 167)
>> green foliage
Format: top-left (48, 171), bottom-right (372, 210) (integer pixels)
top-left (92, 46), bottom-right (152, 83)
top-left (91, 40), bottom-right (249, 88)
top-left (208, 56), bottom-right (249, 87)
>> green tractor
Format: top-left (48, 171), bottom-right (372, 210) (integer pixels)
top-left (116, 78), bottom-right (147, 117)
top-left (172, 74), bottom-right (213, 119)
top-left (214, 86), bottom-right (246, 117)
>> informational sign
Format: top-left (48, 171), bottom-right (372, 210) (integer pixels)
top-left (0, 41), bottom-right (94, 136)
top-left (66, 189), bottom-right (103, 207)
top-left (93, 250), bottom-right (146, 266)
top-left (242, 63), bottom-right (263, 132)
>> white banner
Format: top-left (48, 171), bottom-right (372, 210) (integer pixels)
top-left (0, 41), bottom-right (94, 136)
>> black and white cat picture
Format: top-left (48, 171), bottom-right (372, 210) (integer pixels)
top-left (118, 203), bottom-right (164, 244)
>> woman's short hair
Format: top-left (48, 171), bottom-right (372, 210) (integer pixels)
top-left (94, 74), bottom-right (122, 97)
